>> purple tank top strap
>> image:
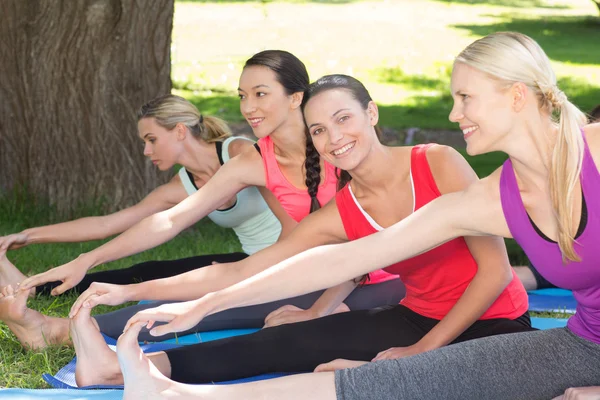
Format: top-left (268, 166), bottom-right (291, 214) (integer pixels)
top-left (581, 131), bottom-right (600, 196)
top-left (499, 159), bottom-right (533, 239)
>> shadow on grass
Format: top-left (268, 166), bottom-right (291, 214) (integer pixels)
top-left (432, 0), bottom-right (570, 9)
top-left (453, 16), bottom-right (600, 65)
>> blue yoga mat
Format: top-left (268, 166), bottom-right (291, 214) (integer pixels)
top-left (44, 329), bottom-right (288, 390)
top-left (527, 288), bottom-right (576, 313)
top-left (531, 317), bottom-right (568, 330)
top-left (0, 388), bottom-right (123, 400)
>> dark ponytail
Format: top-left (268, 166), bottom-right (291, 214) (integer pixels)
top-left (245, 50), bottom-right (322, 214)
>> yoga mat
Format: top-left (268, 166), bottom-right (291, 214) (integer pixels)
top-left (527, 288), bottom-right (577, 313)
top-left (530, 317), bottom-right (568, 330)
top-left (0, 388), bottom-right (123, 400)
top-left (44, 329), bottom-right (288, 390)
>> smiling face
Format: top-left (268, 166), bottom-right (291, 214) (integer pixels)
top-left (449, 62), bottom-right (517, 156)
top-left (137, 117), bottom-right (183, 171)
top-left (238, 66), bottom-right (299, 138)
top-left (303, 88), bottom-right (378, 172)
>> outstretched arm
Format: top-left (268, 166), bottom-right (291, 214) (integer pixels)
top-left (70, 198), bottom-right (347, 316)
top-left (126, 174), bottom-right (510, 336)
top-left (19, 148), bottom-right (266, 294)
top-left (0, 176), bottom-right (187, 252)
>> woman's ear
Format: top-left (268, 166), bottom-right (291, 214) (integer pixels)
top-left (290, 91), bottom-right (304, 110)
top-left (176, 123), bottom-right (187, 141)
top-left (510, 82), bottom-right (528, 112)
top-left (367, 101), bottom-right (379, 126)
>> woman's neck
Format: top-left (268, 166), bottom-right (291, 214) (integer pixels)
top-left (505, 116), bottom-right (557, 193)
top-left (178, 137), bottom-right (221, 179)
top-left (269, 110), bottom-right (308, 162)
top-left (347, 142), bottom-right (399, 196)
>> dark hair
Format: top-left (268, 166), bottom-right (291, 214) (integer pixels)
top-left (245, 50), bottom-right (322, 213)
top-left (590, 104), bottom-right (600, 123)
top-left (301, 74), bottom-right (382, 192)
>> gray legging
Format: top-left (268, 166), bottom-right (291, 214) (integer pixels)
top-left (95, 278), bottom-right (406, 341)
top-left (335, 327), bottom-right (600, 400)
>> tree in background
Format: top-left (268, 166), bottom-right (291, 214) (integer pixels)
top-left (0, 0), bottom-right (174, 213)
top-left (592, 0), bottom-right (600, 15)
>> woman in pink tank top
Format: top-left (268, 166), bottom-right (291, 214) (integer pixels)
top-left (114, 34), bottom-right (600, 399)
top-left (7, 51), bottom-right (387, 352)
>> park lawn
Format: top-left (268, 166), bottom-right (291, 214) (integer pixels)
top-left (172, 0), bottom-right (600, 129)
top-left (1, 0), bottom-right (594, 390)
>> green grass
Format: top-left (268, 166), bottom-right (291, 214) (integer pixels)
top-left (171, 0), bottom-right (600, 129)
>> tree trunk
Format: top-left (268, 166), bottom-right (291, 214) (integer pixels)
top-left (0, 0), bottom-right (174, 214)
top-left (594, 0), bottom-right (600, 15)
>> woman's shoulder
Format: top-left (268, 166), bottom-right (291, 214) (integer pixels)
top-left (584, 122), bottom-right (600, 152)
top-left (421, 144), bottom-right (479, 194)
top-left (225, 136), bottom-right (255, 158)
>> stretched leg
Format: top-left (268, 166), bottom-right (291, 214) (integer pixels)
top-left (36, 252), bottom-right (248, 296)
top-left (165, 305), bottom-right (431, 384)
top-left (96, 278), bottom-right (406, 341)
top-left (0, 285), bottom-right (68, 349)
top-left (72, 299), bottom-right (172, 387)
top-left (117, 322), bottom-right (336, 400)
top-left (335, 328), bottom-right (600, 400)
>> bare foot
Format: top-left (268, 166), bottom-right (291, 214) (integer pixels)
top-left (0, 285), bottom-right (68, 349)
top-left (314, 358), bottom-right (369, 373)
top-left (71, 302), bottom-right (123, 387)
top-left (118, 321), bottom-right (195, 399)
top-left (0, 254), bottom-right (33, 295)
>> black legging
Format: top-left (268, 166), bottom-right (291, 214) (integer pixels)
top-left (165, 305), bottom-right (534, 384)
top-left (35, 253), bottom-right (249, 295)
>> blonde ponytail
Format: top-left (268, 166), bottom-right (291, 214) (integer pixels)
top-left (456, 32), bottom-right (587, 262)
top-left (544, 87), bottom-right (587, 262)
top-left (201, 116), bottom-right (232, 143)
top-left (138, 94), bottom-right (232, 143)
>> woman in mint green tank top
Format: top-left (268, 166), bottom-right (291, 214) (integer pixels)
top-left (114, 33), bottom-right (600, 400)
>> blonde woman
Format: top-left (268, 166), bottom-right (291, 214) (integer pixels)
top-left (116, 32), bottom-right (600, 399)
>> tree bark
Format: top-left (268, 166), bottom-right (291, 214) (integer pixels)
top-left (0, 0), bottom-right (174, 213)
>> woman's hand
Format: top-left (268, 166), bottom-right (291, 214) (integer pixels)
top-left (19, 257), bottom-right (89, 295)
top-left (124, 299), bottom-right (207, 336)
top-left (553, 386), bottom-right (600, 400)
top-left (263, 305), bottom-right (318, 328)
top-left (0, 233), bottom-right (29, 253)
top-left (69, 282), bottom-right (132, 318)
top-left (314, 359), bottom-right (369, 373)
top-left (371, 344), bottom-right (426, 362)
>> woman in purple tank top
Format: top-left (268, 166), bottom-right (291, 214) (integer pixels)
top-left (110, 33), bottom-right (600, 400)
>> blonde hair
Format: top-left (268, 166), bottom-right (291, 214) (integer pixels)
top-left (456, 32), bottom-right (587, 262)
top-left (137, 94), bottom-right (231, 143)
